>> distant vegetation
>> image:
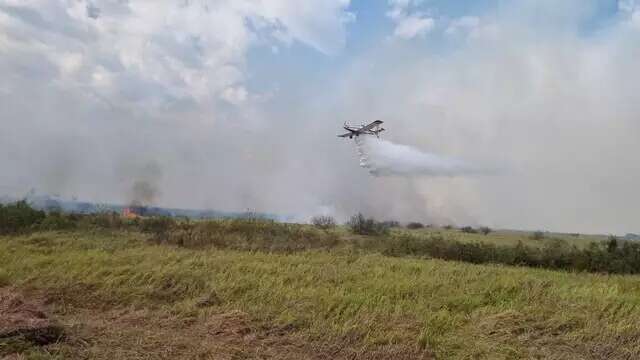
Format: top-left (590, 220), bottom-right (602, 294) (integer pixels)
top-left (310, 215), bottom-right (336, 230)
top-left (148, 217), bottom-right (340, 252)
top-left (460, 226), bottom-right (492, 235)
top-left (406, 222), bottom-right (425, 229)
top-left (531, 230), bottom-right (546, 240)
top-left (2, 202), bottom-right (640, 275)
top-left (346, 213), bottom-right (390, 236)
top-left (460, 226), bottom-right (477, 234)
top-left (360, 233), bottom-right (640, 275)
top-left (0, 200), bottom-right (45, 234)
top-left (380, 220), bottom-right (401, 228)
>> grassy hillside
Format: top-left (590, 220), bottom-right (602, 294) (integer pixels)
top-left (2, 228), bottom-right (640, 359)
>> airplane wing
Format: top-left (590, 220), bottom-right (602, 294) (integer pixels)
top-left (360, 120), bottom-right (384, 131)
top-left (337, 133), bottom-right (352, 137)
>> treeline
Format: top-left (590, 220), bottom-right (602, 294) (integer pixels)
top-left (3, 202), bottom-right (640, 274)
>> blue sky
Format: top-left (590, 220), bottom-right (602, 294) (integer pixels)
top-left (244, 0), bottom-right (625, 101)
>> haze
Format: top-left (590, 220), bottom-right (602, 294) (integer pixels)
top-left (1, 0), bottom-right (639, 234)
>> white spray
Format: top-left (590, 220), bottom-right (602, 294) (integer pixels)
top-left (354, 136), bottom-right (490, 177)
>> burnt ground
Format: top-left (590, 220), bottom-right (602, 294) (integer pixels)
top-left (1, 287), bottom-right (432, 359)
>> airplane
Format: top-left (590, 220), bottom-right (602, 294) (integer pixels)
top-left (337, 120), bottom-right (385, 139)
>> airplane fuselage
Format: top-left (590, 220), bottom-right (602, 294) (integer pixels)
top-left (338, 120), bottom-right (385, 139)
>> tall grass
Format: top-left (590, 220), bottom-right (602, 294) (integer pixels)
top-left (145, 217), bottom-right (340, 252)
top-left (1, 231), bottom-right (640, 359)
top-left (360, 233), bottom-right (640, 274)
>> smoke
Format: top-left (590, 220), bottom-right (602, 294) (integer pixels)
top-left (1, 1), bottom-right (640, 233)
top-left (354, 137), bottom-right (493, 177)
top-left (126, 162), bottom-right (162, 207)
top-left (129, 181), bottom-right (159, 207)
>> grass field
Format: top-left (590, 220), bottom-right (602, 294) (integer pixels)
top-left (2, 226), bottom-right (640, 359)
top-left (390, 227), bottom-right (606, 249)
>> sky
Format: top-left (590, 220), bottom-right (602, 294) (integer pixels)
top-left (0, 0), bottom-right (639, 234)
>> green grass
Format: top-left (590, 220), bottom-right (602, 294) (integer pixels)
top-left (392, 227), bottom-right (604, 249)
top-left (2, 230), bottom-right (640, 359)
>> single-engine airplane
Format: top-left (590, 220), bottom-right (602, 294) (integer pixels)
top-left (337, 120), bottom-right (385, 139)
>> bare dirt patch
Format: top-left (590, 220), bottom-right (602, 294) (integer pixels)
top-left (0, 287), bottom-right (64, 355)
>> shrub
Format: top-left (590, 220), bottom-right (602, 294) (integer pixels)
top-left (460, 226), bottom-right (477, 234)
top-left (0, 201), bottom-right (46, 234)
top-left (381, 220), bottom-right (401, 228)
top-left (310, 215), bottom-right (337, 230)
top-left (151, 218), bottom-right (339, 252)
top-left (606, 235), bottom-right (618, 253)
top-left (479, 226), bottom-right (492, 235)
top-left (531, 231), bottom-right (545, 240)
top-left (347, 213), bottom-right (389, 236)
top-left (443, 225), bottom-right (454, 230)
top-left (140, 216), bottom-right (176, 234)
top-left (39, 211), bottom-right (77, 231)
top-left (78, 212), bottom-right (124, 230)
top-left (407, 222), bottom-right (425, 229)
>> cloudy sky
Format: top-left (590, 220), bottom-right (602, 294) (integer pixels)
top-left (1, 0), bottom-right (639, 234)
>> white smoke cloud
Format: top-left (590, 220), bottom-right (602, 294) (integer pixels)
top-left (354, 137), bottom-right (491, 177)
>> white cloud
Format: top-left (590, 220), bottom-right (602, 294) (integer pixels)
top-left (618, 0), bottom-right (636, 12)
top-left (394, 15), bottom-right (435, 39)
top-left (221, 86), bottom-right (248, 106)
top-left (617, 0), bottom-right (640, 28)
top-left (0, 0), bottom-right (353, 109)
top-left (445, 16), bottom-right (480, 36)
top-left (386, 0), bottom-right (434, 39)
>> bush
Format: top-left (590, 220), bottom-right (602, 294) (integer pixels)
top-left (407, 222), bottom-right (425, 229)
top-left (78, 212), bottom-right (125, 230)
top-left (606, 235), bottom-right (618, 253)
top-left (347, 213), bottom-right (389, 236)
top-left (443, 225), bottom-right (454, 230)
top-left (150, 218), bottom-right (339, 252)
top-left (460, 226), bottom-right (477, 234)
top-left (531, 231), bottom-right (545, 240)
top-left (310, 215), bottom-right (336, 230)
top-left (479, 226), bottom-right (492, 235)
top-left (39, 211), bottom-right (77, 231)
top-left (0, 201), bottom-right (46, 234)
top-left (355, 232), bottom-right (640, 274)
top-left (140, 216), bottom-right (176, 234)
top-left (381, 220), bottom-right (401, 228)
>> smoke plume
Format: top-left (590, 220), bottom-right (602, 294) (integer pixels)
top-left (354, 137), bottom-right (492, 177)
top-left (125, 162), bottom-right (162, 207)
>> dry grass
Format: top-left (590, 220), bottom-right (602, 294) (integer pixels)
top-left (1, 230), bottom-right (640, 359)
